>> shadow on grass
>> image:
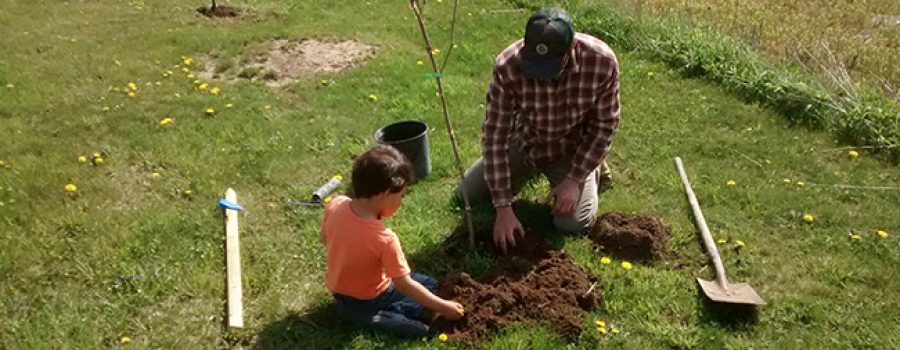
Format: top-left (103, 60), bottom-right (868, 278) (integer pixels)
top-left (252, 304), bottom-right (352, 350)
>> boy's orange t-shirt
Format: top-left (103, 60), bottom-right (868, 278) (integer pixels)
top-left (322, 195), bottom-right (411, 300)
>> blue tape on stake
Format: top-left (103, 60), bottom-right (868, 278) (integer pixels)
top-left (219, 198), bottom-right (245, 211)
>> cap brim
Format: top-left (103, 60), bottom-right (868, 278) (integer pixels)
top-left (520, 55), bottom-right (563, 81)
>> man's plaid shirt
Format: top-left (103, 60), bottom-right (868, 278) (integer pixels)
top-left (483, 33), bottom-right (621, 207)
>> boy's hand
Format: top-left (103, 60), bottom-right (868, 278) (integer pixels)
top-left (438, 300), bottom-right (465, 320)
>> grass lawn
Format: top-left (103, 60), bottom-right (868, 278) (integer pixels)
top-left (0, 0), bottom-right (897, 349)
top-left (611, 0), bottom-right (900, 97)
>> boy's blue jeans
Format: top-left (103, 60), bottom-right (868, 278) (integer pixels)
top-left (333, 273), bottom-right (438, 338)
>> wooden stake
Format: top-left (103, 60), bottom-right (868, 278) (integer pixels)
top-left (223, 188), bottom-right (244, 328)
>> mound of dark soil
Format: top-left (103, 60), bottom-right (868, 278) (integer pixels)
top-left (590, 212), bottom-right (670, 260)
top-left (433, 231), bottom-right (601, 344)
top-left (196, 5), bottom-right (240, 18)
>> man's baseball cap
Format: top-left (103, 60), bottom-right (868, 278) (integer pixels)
top-left (520, 8), bottom-right (575, 81)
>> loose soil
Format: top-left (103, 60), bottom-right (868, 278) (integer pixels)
top-left (196, 5), bottom-right (241, 18)
top-left (590, 212), bottom-right (671, 260)
top-left (200, 39), bottom-right (375, 87)
top-left (433, 230), bottom-right (601, 344)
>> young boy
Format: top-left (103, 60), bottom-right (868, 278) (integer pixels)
top-left (321, 145), bottom-right (464, 338)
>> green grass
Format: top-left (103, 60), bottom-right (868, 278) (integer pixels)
top-left (0, 0), bottom-right (898, 349)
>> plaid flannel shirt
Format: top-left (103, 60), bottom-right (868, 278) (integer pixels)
top-left (483, 33), bottom-right (621, 207)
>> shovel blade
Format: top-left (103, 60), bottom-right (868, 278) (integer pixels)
top-left (697, 278), bottom-right (766, 306)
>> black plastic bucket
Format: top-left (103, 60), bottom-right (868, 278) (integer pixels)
top-left (374, 120), bottom-right (431, 180)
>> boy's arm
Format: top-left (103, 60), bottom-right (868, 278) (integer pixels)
top-left (392, 275), bottom-right (464, 320)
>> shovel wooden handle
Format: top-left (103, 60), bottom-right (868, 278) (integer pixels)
top-left (674, 157), bottom-right (729, 290)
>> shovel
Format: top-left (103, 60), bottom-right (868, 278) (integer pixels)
top-left (674, 157), bottom-right (766, 306)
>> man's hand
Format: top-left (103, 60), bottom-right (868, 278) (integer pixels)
top-left (549, 178), bottom-right (580, 216)
top-left (494, 206), bottom-right (524, 254)
top-left (437, 300), bottom-right (465, 320)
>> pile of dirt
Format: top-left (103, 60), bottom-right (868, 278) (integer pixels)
top-left (590, 212), bottom-right (671, 260)
top-left (196, 5), bottom-right (241, 18)
top-left (433, 231), bottom-right (601, 344)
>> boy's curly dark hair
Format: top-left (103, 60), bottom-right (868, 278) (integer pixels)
top-left (351, 145), bottom-right (415, 198)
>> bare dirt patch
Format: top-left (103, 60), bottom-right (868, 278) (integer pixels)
top-left (590, 212), bottom-right (671, 260)
top-left (196, 5), bottom-right (241, 18)
top-left (432, 230), bottom-right (601, 344)
top-left (200, 39), bottom-right (375, 87)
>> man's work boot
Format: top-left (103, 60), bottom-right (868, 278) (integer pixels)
top-left (597, 160), bottom-right (612, 193)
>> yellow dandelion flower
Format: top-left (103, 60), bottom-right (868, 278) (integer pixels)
top-left (850, 234), bottom-right (861, 241)
top-left (205, 108), bottom-right (215, 115)
top-left (438, 333), bottom-right (448, 342)
top-left (184, 189), bottom-right (193, 195)
top-left (64, 184), bottom-right (77, 192)
top-left (155, 81), bottom-right (161, 86)
top-left (334, 175), bottom-right (343, 180)
top-left (468, 12), bottom-right (472, 16)
top-left (876, 230), bottom-right (888, 238)
top-left (93, 157), bottom-right (104, 165)
top-left (264, 105), bottom-right (271, 110)
top-left (597, 326), bottom-right (607, 334)
top-left (594, 320), bottom-right (605, 327)
top-left (647, 71), bottom-right (655, 78)
top-left (368, 94), bottom-right (378, 102)
top-left (431, 48), bottom-right (440, 56)
top-left (611, 327), bottom-right (620, 334)
top-left (453, 44), bottom-right (459, 49)
top-left (726, 180), bottom-right (736, 186)
top-left (174, 93), bottom-right (181, 98)
top-left (621, 261), bottom-right (632, 270)
top-left (92, 152), bottom-right (102, 159)
top-left (848, 150), bottom-right (859, 159)
top-left (416, 60), bottom-right (424, 66)
top-left (181, 67), bottom-right (190, 73)
top-left (796, 181), bottom-right (805, 187)
top-left (436, 0), bottom-right (443, 3)
top-left (127, 91), bottom-right (136, 97)
top-left (225, 103), bottom-right (233, 108)
top-left (197, 83), bottom-right (208, 91)
top-left (783, 178), bottom-right (791, 184)
top-left (735, 240), bottom-right (745, 248)
top-left (186, 73), bottom-right (194, 79)
top-left (114, 59), bottom-right (122, 66)
top-left (159, 118), bottom-right (173, 126)
top-left (151, 172), bottom-right (161, 178)
top-left (102, 106), bottom-right (110, 112)
top-left (600, 257), bottom-right (611, 264)
top-left (803, 214), bottom-right (815, 223)
top-left (78, 156), bottom-right (88, 163)
top-left (127, 82), bottom-right (137, 91)
top-left (324, 196), bottom-right (333, 203)
top-left (0, 160), bottom-right (6, 166)
top-left (5, 83), bottom-right (13, 88)
top-left (183, 57), bottom-right (193, 65)
top-left (210, 87), bottom-right (220, 95)
top-left (717, 238), bottom-right (727, 244)
top-left (118, 336), bottom-right (131, 344)
top-left (193, 80), bottom-right (200, 85)
top-left (764, 159), bottom-right (771, 164)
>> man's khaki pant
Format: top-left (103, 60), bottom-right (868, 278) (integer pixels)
top-left (456, 146), bottom-right (604, 234)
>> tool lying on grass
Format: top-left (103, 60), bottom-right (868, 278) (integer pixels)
top-left (287, 175), bottom-right (342, 207)
top-left (674, 157), bottom-right (766, 306)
